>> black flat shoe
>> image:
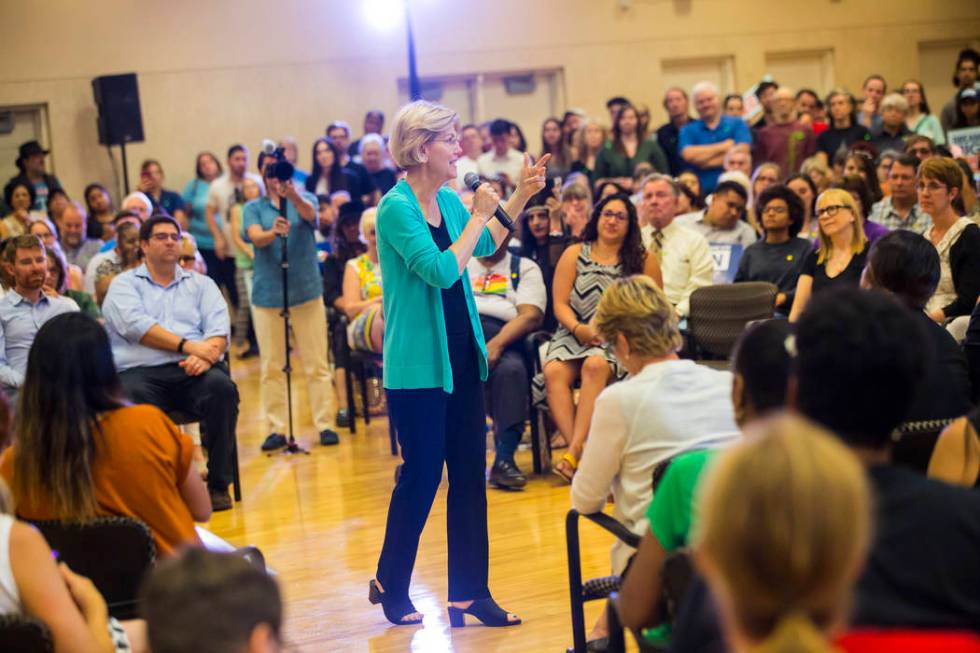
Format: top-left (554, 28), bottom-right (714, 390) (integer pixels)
top-left (447, 597), bottom-right (521, 628)
top-left (368, 579), bottom-right (423, 626)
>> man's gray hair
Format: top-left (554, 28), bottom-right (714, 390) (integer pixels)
top-left (639, 173), bottom-right (681, 198)
top-left (692, 81), bottom-right (720, 99)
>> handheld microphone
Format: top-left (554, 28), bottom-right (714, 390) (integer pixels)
top-left (463, 172), bottom-right (515, 231)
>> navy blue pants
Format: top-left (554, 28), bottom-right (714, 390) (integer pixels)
top-left (375, 333), bottom-right (490, 603)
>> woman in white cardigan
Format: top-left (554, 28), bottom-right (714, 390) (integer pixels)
top-left (570, 275), bottom-right (739, 648)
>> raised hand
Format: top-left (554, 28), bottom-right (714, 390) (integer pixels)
top-left (517, 152), bottom-right (550, 200)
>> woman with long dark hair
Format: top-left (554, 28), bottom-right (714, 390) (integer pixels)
top-left (0, 313), bottom-right (211, 556)
top-left (305, 137), bottom-right (350, 196)
top-left (540, 117), bottom-right (571, 178)
top-left (902, 79), bottom-right (945, 145)
top-left (542, 193), bottom-right (662, 481)
top-left (594, 105), bottom-right (669, 191)
top-left (84, 183), bottom-right (116, 241)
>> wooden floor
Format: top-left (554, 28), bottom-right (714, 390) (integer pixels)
top-left (206, 348), bottom-right (621, 653)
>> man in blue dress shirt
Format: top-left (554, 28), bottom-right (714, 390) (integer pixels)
top-left (679, 81), bottom-right (752, 194)
top-left (102, 215), bottom-right (239, 511)
top-left (0, 235), bottom-right (78, 396)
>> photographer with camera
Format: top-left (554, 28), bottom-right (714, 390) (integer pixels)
top-left (244, 146), bottom-right (339, 451)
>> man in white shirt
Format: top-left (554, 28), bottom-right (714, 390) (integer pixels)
top-left (454, 123), bottom-right (483, 189)
top-left (676, 180), bottom-right (756, 283)
top-left (477, 119), bottom-right (525, 192)
top-left (638, 175), bottom-right (714, 318)
top-left (467, 234), bottom-right (546, 490)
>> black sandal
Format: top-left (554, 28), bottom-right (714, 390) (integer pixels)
top-left (368, 579), bottom-right (423, 626)
top-left (447, 597), bottom-right (521, 628)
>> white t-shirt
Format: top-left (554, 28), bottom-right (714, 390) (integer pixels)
top-left (206, 173), bottom-right (264, 254)
top-left (454, 156), bottom-right (480, 190)
top-left (476, 149), bottom-right (525, 189)
top-left (467, 252), bottom-right (546, 322)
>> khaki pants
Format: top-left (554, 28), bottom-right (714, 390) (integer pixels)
top-left (253, 298), bottom-right (335, 434)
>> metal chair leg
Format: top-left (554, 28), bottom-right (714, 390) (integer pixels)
top-left (344, 364), bottom-right (357, 435)
top-left (231, 434), bottom-right (242, 502)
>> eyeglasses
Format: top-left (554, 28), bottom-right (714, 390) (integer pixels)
top-left (815, 205), bottom-right (850, 218)
top-left (761, 205), bottom-right (788, 216)
top-left (437, 134), bottom-right (460, 148)
top-left (918, 181), bottom-right (948, 193)
top-left (599, 210), bottom-right (628, 222)
top-left (150, 233), bottom-right (181, 242)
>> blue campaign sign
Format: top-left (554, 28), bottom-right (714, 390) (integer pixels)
top-left (709, 243), bottom-right (743, 284)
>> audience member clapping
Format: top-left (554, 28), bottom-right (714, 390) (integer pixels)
top-left (0, 312), bottom-right (210, 554)
top-left (543, 195), bottom-right (661, 481)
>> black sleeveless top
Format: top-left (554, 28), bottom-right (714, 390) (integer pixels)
top-left (428, 218), bottom-right (470, 337)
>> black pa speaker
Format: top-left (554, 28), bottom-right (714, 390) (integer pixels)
top-left (92, 73), bottom-right (144, 145)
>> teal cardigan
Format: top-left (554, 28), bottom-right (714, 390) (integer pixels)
top-left (376, 180), bottom-right (497, 393)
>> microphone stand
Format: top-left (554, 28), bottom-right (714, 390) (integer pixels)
top-left (275, 193), bottom-right (308, 456)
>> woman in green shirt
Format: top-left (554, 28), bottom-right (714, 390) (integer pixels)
top-left (616, 319), bottom-right (793, 642)
top-left (594, 104), bottom-right (669, 191)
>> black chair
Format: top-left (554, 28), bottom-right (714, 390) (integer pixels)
top-left (335, 312), bottom-right (399, 456)
top-left (30, 516), bottom-right (156, 620)
top-left (168, 409), bottom-right (241, 502)
top-left (893, 418), bottom-right (955, 474)
top-left (525, 330), bottom-right (554, 474)
top-left (566, 454), bottom-right (698, 653)
top-left (0, 614), bottom-right (53, 653)
top-left (687, 283), bottom-right (777, 366)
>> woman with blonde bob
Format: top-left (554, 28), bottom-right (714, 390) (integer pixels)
top-left (788, 188), bottom-right (869, 321)
top-left (369, 100), bottom-right (549, 627)
top-left (571, 275), bottom-right (738, 647)
top-left (694, 414), bottom-right (872, 653)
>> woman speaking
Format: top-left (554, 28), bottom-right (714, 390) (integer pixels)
top-left (369, 100), bottom-right (549, 628)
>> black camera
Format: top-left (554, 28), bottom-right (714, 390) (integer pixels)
top-left (261, 144), bottom-right (295, 182)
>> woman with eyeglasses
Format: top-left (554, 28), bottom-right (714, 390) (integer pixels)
top-left (788, 188), bottom-right (869, 321)
top-left (542, 194), bottom-right (662, 482)
top-left (734, 185), bottom-right (812, 316)
top-left (920, 157), bottom-right (980, 335)
top-left (369, 100), bottom-right (549, 629)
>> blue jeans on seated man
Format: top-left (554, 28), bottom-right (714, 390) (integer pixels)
top-left (119, 362), bottom-right (239, 492)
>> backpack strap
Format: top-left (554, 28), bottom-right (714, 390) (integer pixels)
top-left (509, 253), bottom-right (522, 291)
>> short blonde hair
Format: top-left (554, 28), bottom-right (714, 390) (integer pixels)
top-left (360, 207), bottom-right (378, 241)
top-left (594, 275), bottom-right (681, 358)
top-left (815, 188), bottom-right (866, 264)
top-left (695, 414), bottom-right (871, 649)
top-left (388, 100), bottom-right (458, 169)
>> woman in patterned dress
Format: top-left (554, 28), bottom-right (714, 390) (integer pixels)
top-left (543, 193), bottom-right (662, 481)
top-left (342, 208), bottom-right (385, 353)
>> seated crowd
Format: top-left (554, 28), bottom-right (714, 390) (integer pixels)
top-left (0, 47), bottom-right (979, 653)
